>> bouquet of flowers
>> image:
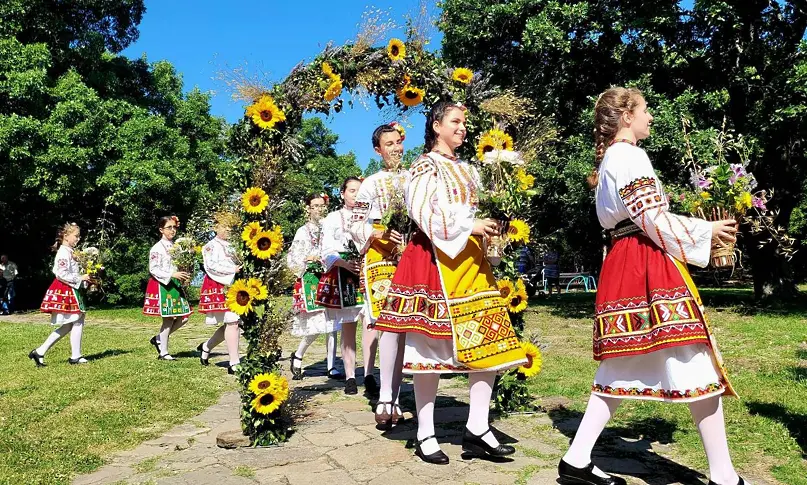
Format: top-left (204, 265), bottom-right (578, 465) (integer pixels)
top-left (74, 246), bottom-right (105, 289)
top-left (169, 237), bottom-right (200, 286)
top-left (379, 172), bottom-right (413, 257)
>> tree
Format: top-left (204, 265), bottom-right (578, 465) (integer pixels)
top-left (440, 0), bottom-right (807, 298)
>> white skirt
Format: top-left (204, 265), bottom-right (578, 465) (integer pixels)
top-left (291, 310), bottom-right (340, 337)
top-left (51, 312), bottom-right (85, 326)
top-left (324, 306), bottom-right (362, 327)
top-left (593, 343), bottom-right (726, 403)
top-left (204, 311), bottom-right (240, 326)
top-left (402, 333), bottom-right (482, 374)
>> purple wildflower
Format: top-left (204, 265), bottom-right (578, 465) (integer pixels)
top-left (752, 196), bottom-right (766, 210)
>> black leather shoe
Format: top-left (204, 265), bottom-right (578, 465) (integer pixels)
top-left (414, 435), bottom-right (449, 465)
top-left (462, 428), bottom-right (515, 458)
top-left (289, 352), bottom-right (303, 380)
top-left (558, 459), bottom-right (626, 485)
top-left (68, 356), bottom-right (88, 365)
top-left (364, 374), bottom-right (379, 397)
top-left (708, 477), bottom-right (746, 485)
top-left (344, 377), bottom-right (358, 395)
top-left (228, 364), bottom-right (238, 375)
top-left (197, 343), bottom-right (209, 366)
top-left (327, 367), bottom-right (345, 380)
top-left (28, 350), bottom-right (46, 367)
top-left (149, 336), bottom-right (161, 355)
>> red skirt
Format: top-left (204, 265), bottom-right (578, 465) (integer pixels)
top-left (199, 275), bottom-right (227, 313)
top-left (374, 232), bottom-right (451, 339)
top-left (40, 279), bottom-right (85, 314)
top-left (594, 234), bottom-right (710, 360)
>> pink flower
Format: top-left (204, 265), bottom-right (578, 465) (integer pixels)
top-left (679, 193), bottom-right (686, 201)
top-left (752, 196), bottom-right (766, 210)
top-left (698, 178), bottom-right (712, 189)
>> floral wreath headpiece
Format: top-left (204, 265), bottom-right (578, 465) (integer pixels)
top-left (170, 215), bottom-right (180, 228)
top-left (388, 121), bottom-right (406, 141)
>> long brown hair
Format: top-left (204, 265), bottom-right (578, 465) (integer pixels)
top-left (51, 223), bottom-right (79, 252)
top-left (587, 87), bottom-right (643, 188)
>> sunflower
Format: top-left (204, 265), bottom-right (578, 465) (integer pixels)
top-left (497, 279), bottom-right (516, 301)
top-left (517, 341), bottom-right (543, 378)
top-left (250, 374), bottom-right (289, 415)
top-left (245, 95), bottom-right (286, 130)
top-left (247, 278), bottom-right (269, 300)
top-left (508, 219), bottom-right (530, 243)
top-left (242, 187), bottom-right (269, 214)
top-left (324, 77), bottom-right (343, 102)
top-left (489, 129), bottom-right (514, 151)
top-left (452, 67), bottom-right (474, 84)
top-left (227, 279), bottom-right (256, 315)
top-left (516, 169), bottom-right (535, 191)
top-left (476, 133), bottom-right (499, 161)
top-left (248, 372), bottom-right (275, 395)
top-left (241, 221), bottom-right (263, 243)
top-left (397, 84), bottom-right (424, 107)
top-left (249, 226), bottom-right (283, 260)
top-left (387, 38), bottom-right (406, 61)
top-left (508, 279), bottom-right (529, 313)
top-left (321, 61), bottom-right (334, 77)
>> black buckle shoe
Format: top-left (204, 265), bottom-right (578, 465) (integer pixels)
top-left (708, 477), bottom-right (746, 485)
top-left (363, 374), bottom-right (379, 397)
top-left (68, 356), bottom-right (88, 365)
top-left (327, 367), bottom-right (345, 380)
top-left (289, 352), bottom-right (303, 380)
top-left (462, 428), bottom-right (515, 459)
top-left (197, 343), bottom-right (209, 366)
top-left (28, 350), bottom-right (46, 367)
top-left (149, 336), bottom-right (161, 355)
top-left (558, 459), bottom-right (626, 485)
top-left (414, 435), bottom-right (449, 465)
top-left (228, 364), bottom-right (239, 375)
top-left (344, 377), bottom-right (358, 395)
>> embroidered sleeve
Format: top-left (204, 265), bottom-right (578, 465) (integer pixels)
top-left (349, 181), bottom-right (375, 253)
top-left (203, 243), bottom-right (237, 281)
top-left (617, 153), bottom-right (712, 267)
top-left (320, 213), bottom-right (346, 271)
top-left (286, 227), bottom-right (311, 278)
top-left (54, 253), bottom-right (82, 289)
top-left (149, 248), bottom-right (173, 285)
top-left (406, 156), bottom-right (474, 259)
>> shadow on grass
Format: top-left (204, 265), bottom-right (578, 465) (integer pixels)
top-left (698, 288), bottom-right (807, 318)
top-left (547, 408), bottom-right (706, 485)
top-left (528, 292), bottom-right (596, 320)
top-left (746, 401), bottom-right (807, 458)
top-left (84, 349), bottom-right (132, 361)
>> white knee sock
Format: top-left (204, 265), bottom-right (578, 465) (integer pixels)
top-left (37, 323), bottom-right (72, 355)
top-left (170, 316), bottom-right (187, 334)
top-left (326, 331), bottom-right (337, 371)
top-left (158, 318), bottom-right (173, 355)
top-left (467, 372), bottom-right (500, 447)
top-left (689, 397), bottom-right (739, 485)
top-left (341, 323), bottom-right (357, 379)
top-left (294, 334), bottom-right (318, 368)
top-left (414, 373), bottom-right (441, 454)
top-left (69, 317), bottom-right (85, 359)
top-left (205, 325), bottom-right (226, 351)
top-left (562, 393), bottom-right (621, 478)
top-left (362, 324), bottom-right (378, 377)
top-left (378, 331), bottom-right (402, 403)
top-left (224, 322), bottom-right (240, 366)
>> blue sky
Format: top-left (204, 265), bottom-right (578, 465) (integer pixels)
top-left (122, 1), bottom-right (441, 168)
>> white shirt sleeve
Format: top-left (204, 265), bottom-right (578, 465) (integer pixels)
top-left (350, 181), bottom-right (376, 254)
top-left (203, 241), bottom-right (237, 285)
top-left (320, 212), bottom-right (346, 271)
top-left (149, 246), bottom-right (173, 285)
top-left (286, 226), bottom-right (313, 278)
top-left (53, 247), bottom-right (82, 289)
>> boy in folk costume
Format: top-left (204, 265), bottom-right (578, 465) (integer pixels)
top-left (30, 223), bottom-right (92, 366)
top-left (349, 122), bottom-right (408, 408)
top-left (287, 194), bottom-right (337, 380)
top-left (374, 102), bottom-right (527, 464)
top-left (317, 177), bottom-right (365, 395)
top-left (557, 88), bottom-right (745, 485)
top-left (143, 215), bottom-right (193, 360)
top-left (198, 212), bottom-right (242, 374)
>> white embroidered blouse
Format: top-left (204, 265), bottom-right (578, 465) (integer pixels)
top-left (406, 152), bottom-right (479, 259)
top-left (53, 245), bottom-right (84, 289)
top-left (320, 207), bottom-right (356, 272)
top-left (286, 221), bottom-right (321, 278)
top-left (202, 237), bottom-right (239, 285)
top-left (350, 169), bottom-right (411, 253)
top-left (596, 142), bottom-right (713, 267)
top-left (148, 238), bottom-right (177, 285)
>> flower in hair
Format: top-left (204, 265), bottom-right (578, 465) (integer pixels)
top-left (388, 121), bottom-right (406, 141)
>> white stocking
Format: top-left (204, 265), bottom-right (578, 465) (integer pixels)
top-left (69, 316), bottom-right (85, 359)
top-left (562, 393), bottom-right (621, 479)
top-left (326, 331), bottom-right (338, 371)
top-left (341, 322), bottom-right (357, 379)
top-left (224, 322), bottom-right (240, 366)
top-left (294, 334), bottom-right (318, 368)
top-left (378, 331), bottom-right (405, 413)
top-left (158, 317), bottom-right (173, 355)
top-left (689, 397), bottom-right (739, 485)
top-left (466, 372), bottom-right (499, 448)
top-left (362, 323), bottom-right (378, 377)
top-left (414, 373), bottom-right (441, 455)
top-left (170, 316), bottom-right (187, 334)
top-left (205, 325), bottom-right (226, 351)
top-left (37, 323), bottom-right (72, 355)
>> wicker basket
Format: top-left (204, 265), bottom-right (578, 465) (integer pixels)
top-left (698, 206), bottom-right (739, 269)
top-left (485, 219), bottom-right (510, 266)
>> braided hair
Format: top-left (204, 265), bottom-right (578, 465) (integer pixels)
top-left (51, 222), bottom-right (80, 251)
top-left (423, 101), bottom-right (463, 153)
top-left (588, 87), bottom-right (643, 188)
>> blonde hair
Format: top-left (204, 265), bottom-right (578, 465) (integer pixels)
top-left (588, 87), bottom-right (644, 188)
top-left (52, 222), bottom-right (80, 251)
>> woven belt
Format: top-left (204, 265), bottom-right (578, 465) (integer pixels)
top-left (607, 220), bottom-right (642, 240)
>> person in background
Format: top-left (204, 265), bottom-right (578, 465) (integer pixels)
top-left (0, 255), bottom-right (18, 315)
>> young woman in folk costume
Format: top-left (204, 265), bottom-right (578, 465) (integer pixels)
top-left (143, 215), bottom-right (193, 360)
top-left (349, 123), bottom-right (408, 408)
top-left (287, 194), bottom-right (335, 380)
top-left (557, 87), bottom-right (745, 485)
top-left (30, 223), bottom-right (92, 366)
top-left (317, 177), bottom-right (365, 395)
top-left (374, 101), bottom-right (527, 464)
top-left (198, 212), bottom-right (242, 374)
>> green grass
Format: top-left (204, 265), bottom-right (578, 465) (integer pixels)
top-left (0, 309), bottom-right (234, 485)
top-left (232, 465), bottom-right (256, 479)
top-left (524, 289), bottom-right (807, 485)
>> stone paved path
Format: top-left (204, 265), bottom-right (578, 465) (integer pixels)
top-left (71, 355), bottom-right (773, 485)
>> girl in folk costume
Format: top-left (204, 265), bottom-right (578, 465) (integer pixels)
top-left (143, 215), bottom-right (193, 360)
top-left (30, 223), bottom-right (92, 366)
top-left (350, 123), bottom-right (408, 413)
top-left (374, 102), bottom-right (527, 464)
top-left (198, 212), bottom-right (242, 374)
top-left (287, 194), bottom-right (334, 380)
top-left (317, 177), bottom-right (365, 395)
top-left (557, 88), bottom-right (745, 485)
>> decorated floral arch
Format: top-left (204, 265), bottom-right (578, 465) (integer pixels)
top-left (224, 28), bottom-right (550, 445)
